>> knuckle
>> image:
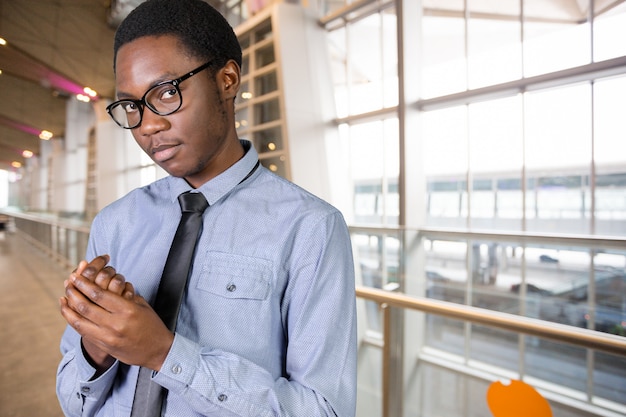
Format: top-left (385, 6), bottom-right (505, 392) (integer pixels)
top-left (72, 319), bottom-right (83, 332)
top-left (95, 266), bottom-right (115, 283)
top-left (82, 265), bottom-right (97, 278)
top-left (89, 287), bottom-right (104, 302)
top-left (75, 278), bottom-right (104, 302)
top-left (76, 300), bottom-right (90, 315)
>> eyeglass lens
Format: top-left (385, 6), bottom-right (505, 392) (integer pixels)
top-left (108, 82), bottom-right (182, 128)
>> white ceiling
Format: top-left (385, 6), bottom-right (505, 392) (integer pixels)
top-left (0, 0), bottom-right (119, 170)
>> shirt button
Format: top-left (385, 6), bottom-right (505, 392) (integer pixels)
top-left (171, 364), bottom-right (182, 374)
top-left (81, 387), bottom-right (90, 393)
top-left (226, 284), bottom-right (236, 292)
top-left (218, 394), bottom-right (227, 402)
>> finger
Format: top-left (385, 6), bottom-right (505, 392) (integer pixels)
top-left (81, 255), bottom-right (111, 281)
top-left (68, 274), bottom-right (122, 316)
top-left (132, 294), bottom-right (152, 308)
top-left (73, 260), bottom-right (89, 276)
top-left (64, 280), bottom-right (104, 318)
top-left (59, 295), bottom-right (100, 336)
top-left (107, 274), bottom-right (127, 295)
top-left (94, 266), bottom-right (118, 290)
top-left (122, 282), bottom-right (135, 300)
top-left (60, 296), bottom-right (117, 358)
top-left (68, 260), bottom-right (88, 288)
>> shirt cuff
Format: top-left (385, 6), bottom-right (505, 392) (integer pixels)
top-left (75, 340), bottom-right (118, 383)
top-left (152, 333), bottom-right (201, 392)
top-left (75, 348), bottom-right (119, 400)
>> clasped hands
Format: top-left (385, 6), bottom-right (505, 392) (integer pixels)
top-left (59, 255), bottom-right (174, 375)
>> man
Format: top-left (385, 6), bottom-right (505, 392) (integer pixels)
top-left (56, 0), bottom-right (357, 416)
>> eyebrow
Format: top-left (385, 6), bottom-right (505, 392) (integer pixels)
top-left (115, 71), bottom-right (180, 100)
top-left (114, 91), bottom-right (137, 100)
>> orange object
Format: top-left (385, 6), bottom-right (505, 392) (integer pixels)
top-left (487, 379), bottom-right (552, 417)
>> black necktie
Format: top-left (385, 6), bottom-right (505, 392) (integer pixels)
top-left (130, 192), bottom-right (209, 417)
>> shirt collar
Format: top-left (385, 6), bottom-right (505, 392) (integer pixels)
top-left (167, 140), bottom-right (260, 205)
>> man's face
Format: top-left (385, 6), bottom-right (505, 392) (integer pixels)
top-left (114, 34), bottom-right (242, 188)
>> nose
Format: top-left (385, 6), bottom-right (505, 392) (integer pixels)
top-left (138, 107), bottom-right (170, 135)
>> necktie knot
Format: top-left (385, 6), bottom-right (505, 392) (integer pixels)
top-left (178, 192), bottom-right (208, 213)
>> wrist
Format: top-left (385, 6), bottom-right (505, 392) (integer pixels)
top-left (81, 338), bottom-right (115, 378)
top-left (147, 332), bottom-right (175, 372)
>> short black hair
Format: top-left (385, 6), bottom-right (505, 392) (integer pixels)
top-left (113, 0), bottom-right (242, 71)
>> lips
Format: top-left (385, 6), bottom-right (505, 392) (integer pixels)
top-left (151, 143), bottom-right (180, 163)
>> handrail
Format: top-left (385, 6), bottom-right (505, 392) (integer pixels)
top-left (2, 210), bottom-right (91, 269)
top-left (357, 285), bottom-right (626, 357)
top-left (349, 224), bottom-right (626, 250)
top-left (1, 209), bottom-right (91, 234)
top-left (417, 226), bottom-right (626, 250)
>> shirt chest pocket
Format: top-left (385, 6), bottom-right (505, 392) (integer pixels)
top-left (195, 251), bottom-right (272, 300)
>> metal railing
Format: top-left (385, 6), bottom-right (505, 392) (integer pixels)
top-left (4, 212), bottom-right (626, 416)
top-left (357, 285), bottom-right (626, 417)
top-left (350, 224), bottom-right (626, 417)
top-left (2, 210), bottom-right (91, 269)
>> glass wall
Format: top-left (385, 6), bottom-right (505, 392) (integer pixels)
top-left (327, 4), bottom-right (399, 226)
top-left (418, 1), bottom-right (626, 237)
top-left (323, 0), bottom-right (626, 415)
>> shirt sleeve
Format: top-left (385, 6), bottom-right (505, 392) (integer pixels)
top-left (56, 326), bottom-right (121, 416)
top-left (56, 214), bottom-right (120, 417)
top-left (153, 210), bottom-right (357, 417)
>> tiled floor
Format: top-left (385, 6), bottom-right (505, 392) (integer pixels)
top-left (0, 231), bottom-right (68, 417)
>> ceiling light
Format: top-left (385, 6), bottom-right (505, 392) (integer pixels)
top-left (39, 130), bottom-right (53, 140)
top-left (76, 94), bottom-right (91, 102)
top-left (0, 38), bottom-right (7, 46)
top-left (11, 161), bottom-right (22, 168)
top-left (22, 150), bottom-right (34, 158)
top-left (83, 87), bottom-right (97, 97)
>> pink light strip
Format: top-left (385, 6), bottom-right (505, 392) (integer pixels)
top-left (0, 115), bottom-right (43, 136)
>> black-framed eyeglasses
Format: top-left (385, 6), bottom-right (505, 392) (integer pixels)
top-left (106, 60), bottom-right (213, 129)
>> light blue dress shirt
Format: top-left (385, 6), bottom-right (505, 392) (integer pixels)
top-left (57, 141), bottom-right (357, 416)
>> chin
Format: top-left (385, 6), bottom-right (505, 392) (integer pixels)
top-left (156, 161), bottom-right (189, 178)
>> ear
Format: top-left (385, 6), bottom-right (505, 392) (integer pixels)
top-left (218, 59), bottom-right (241, 100)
